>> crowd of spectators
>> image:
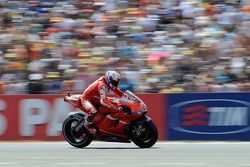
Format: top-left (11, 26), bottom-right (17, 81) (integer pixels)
top-left (0, 0), bottom-right (250, 94)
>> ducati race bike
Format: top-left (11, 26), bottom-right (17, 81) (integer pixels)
top-left (62, 90), bottom-right (158, 148)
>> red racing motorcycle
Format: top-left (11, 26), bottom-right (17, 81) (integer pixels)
top-left (62, 90), bottom-right (158, 148)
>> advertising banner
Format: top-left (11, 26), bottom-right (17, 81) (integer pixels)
top-left (0, 94), bottom-right (166, 140)
top-left (168, 93), bottom-right (250, 140)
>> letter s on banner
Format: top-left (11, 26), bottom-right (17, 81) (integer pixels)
top-left (19, 99), bottom-right (49, 136)
top-left (0, 99), bottom-right (7, 135)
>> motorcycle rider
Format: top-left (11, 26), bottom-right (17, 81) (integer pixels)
top-left (79, 71), bottom-right (128, 135)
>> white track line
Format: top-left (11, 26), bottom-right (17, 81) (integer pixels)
top-left (148, 162), bottom-right (204, 166)
top-left (55, 162), bottom-right (107, 165)
top-left (241, 164), bottom-right (250, 166)
top-left (0, 163), bottom-right (17, 165)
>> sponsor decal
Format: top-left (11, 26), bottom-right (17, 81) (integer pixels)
top-left (170, 99), bottom-right (250, 135)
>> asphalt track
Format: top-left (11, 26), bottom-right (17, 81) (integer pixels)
top-left (0, 141), bottom-right (250, 167)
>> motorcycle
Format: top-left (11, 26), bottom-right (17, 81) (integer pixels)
top-left (62, 90), bottom-right (158, 148)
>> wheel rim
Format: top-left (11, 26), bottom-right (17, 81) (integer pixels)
top-left (132, 124), bottom-right (153, 143)
top-left (64, 118), bottom-right (88, 144)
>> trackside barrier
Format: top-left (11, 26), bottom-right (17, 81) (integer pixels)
top-left (2, 92), bottom-right (247, 141)
top-left (167, 92), bottom-right (250, 140)
top-left (0, 94), bottom-right (166, 140)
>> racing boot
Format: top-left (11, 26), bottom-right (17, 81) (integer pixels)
top-left (84, 113), bottom-right (97, 136)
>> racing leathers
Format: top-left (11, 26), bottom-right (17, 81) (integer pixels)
top-left (81, 76), bottom-right (125, 131)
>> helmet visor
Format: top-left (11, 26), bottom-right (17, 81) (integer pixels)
top-left (110, 77), bottom-right (120, 87)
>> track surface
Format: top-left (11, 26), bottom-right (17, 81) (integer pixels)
top-left (0, 141), bottom-right (250, 167)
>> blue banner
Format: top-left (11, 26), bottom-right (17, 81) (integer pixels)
top-left (167, 92), bottom-right (250, 140)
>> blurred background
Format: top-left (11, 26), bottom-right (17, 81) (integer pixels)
top-left (0, 0), bottom-right (250, 94)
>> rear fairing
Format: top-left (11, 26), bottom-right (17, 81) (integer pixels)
top-left (64, 94), bottom-right (88, 113)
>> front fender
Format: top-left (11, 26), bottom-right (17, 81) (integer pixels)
top-left (144, 116), bottom-right (152, 122)
top-left (135, 116), bottom-right (152, 124)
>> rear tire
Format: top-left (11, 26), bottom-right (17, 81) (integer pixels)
top-left (62, 117), bottom-right (93, 148)
top-left (130, 120), bottom-right (158, 148)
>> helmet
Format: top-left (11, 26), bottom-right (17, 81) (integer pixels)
top-left (105, 71), bottom-right (121, 88)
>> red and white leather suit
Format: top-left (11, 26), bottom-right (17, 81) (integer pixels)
top-left (81, 76), bottom-right (125, 123)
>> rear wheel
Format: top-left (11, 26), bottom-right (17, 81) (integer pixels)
top-left (62, 117), bottom-right (93, 148)
top-left (130, 120), bottom-right (158, 148)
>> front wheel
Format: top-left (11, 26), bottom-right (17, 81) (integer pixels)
top-left (129, 120), bottom-right (158, 148)
top-left (62, 117), bottom-right (93, 148)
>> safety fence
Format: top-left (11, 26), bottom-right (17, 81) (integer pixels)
top-left (0, 92), bottom-right (250, 140)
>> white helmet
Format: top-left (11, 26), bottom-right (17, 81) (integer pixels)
top-left (105, 71), bottom-right (121, 88)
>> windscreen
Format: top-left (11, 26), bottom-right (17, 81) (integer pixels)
top-left (125, 90), bottom-right (141, 103)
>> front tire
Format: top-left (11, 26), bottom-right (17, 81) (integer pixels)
top-left (62, 117), bottom-right (93, 148)
top-left (130, 120), bottom-right (158, 148)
